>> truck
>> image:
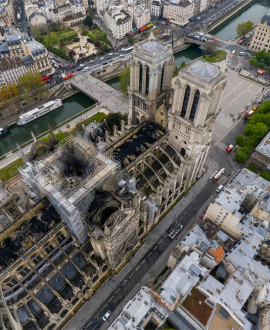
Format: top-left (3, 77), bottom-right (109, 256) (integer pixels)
top-left (62, 72), bottom-right (73, 80)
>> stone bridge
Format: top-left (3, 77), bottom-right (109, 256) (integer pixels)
top-left (69, 73), bottom-right (128, 114)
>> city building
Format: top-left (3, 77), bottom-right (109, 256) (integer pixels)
top-left (109, 286), bottom-right (169, 329)
top-left (204, 168), bottom-right (270, 238)
top-left (163, 0), bottom-right (194, 26)
top-left (0, 56), bottom-right (35, 86)
top-left (0, 36), bottom-right (227, 328)
top-left (250, 11), bottom-right (270, 52)
top-left (150, 0), bottom-right (162, 17)
top-left (133, 5), bottom-right (150, 29)
top-left (0, 0), bottom-right (15, 27)
top-left (250, 130), bottom-right (270, 172)
top-left (24, 0), bottom-right (87, 26)
top-left (104, 6), bottom-right (132, 39)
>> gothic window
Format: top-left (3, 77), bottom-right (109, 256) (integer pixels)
top-left (17, 265), bottom-right (30, 277)
top-left (181, 85), bottom-right (190, 118)
top-left (139, 63), bottom-right (143, 92)
top-left (3, 276), bottom-right (18, 288)
top-left (160, 65), bottom-right (164, 91)
top-left (145, 66), bottom-right (150, 95)
top-left (44, 242), bottom-right (54, 254)
top-left (56, 232), bottom-right (66, 244)
top-left (189, 90), bottom-right (200, 121)
top-left (31, 253), bottom-right (42, 265)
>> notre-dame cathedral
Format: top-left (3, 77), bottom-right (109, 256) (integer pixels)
top-left (0, 33), bottom-right (226, 329)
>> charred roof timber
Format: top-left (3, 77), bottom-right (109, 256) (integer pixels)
top-left (107, 122), bottom-right (166, 167)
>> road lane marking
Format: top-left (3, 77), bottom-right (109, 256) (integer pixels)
top-left (147, 252), bottom-right (152, 258)
top-left (115, 288), bottom-right (120, 294)
top-left (135, 265), bottom-right (140, 271)
top-left (153, 246), bottom-right (157, 251)
top-left (129, 273), bottom-right (134, 279)
top-left (122, 280), bottom-right (127, 286)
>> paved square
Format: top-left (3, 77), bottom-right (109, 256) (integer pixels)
top-left (213, 70), bottom-right (263, 141)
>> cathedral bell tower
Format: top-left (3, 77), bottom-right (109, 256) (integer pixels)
top-left (168, 60), bottom-right (227, 184)
top-left (128, 32), bottom-right (174, 125)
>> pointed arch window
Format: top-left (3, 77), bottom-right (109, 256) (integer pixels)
top-left (160, 65), bottom-right (164, 91)
top-left (139, 63), bottom-right (143, 92)
top-left (145, 66), bottom-right (150, 95)
top-left (180, 85), bottom-right (190, 118)
top-left (189, 90), bottom-right (200, 121)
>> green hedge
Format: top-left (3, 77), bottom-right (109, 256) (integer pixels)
top-left (58, 30), bottom-right (78, 43)
top-left (50, 47), bottom-right (69, 60)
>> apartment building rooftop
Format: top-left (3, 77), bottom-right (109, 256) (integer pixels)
top-left (199, 270), bottom-right (253, 329)
top-left (215, 168), bottom-right (270, 217)
top-left (160, 250), bottom-right (208, 305)
top-left (108, 286), bottom-right (169, 330)
top-left (256, 131), bottom-right (270, 159)
top-left (0, 56), bottom-right (23, 71)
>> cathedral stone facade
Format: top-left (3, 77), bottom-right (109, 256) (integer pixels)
top-left (128, 32), bottom-right (174, 125)
top-left (0, 35), bottom-right (227, 329)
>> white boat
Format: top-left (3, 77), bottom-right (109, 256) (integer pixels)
top-left (17, 99), bottom-right (63, 125)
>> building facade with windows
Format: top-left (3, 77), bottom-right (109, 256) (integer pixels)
top-left (104, 6), bottom-right (132, 40)
top-left (163, 0), bottom-right (194, 26)
top-left (0, 56), bottom-right (35, 86)
top-left (250, 11), bottom-right (270, 52)
top-left (133, 5), bottom-right (150, 28)
top-left (151, 0), bottom-right (162, 17)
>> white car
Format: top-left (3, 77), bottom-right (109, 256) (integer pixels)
top-left (100, 56), bottom-right (104, 60)
top-left (82, 67), bottom-right (90, 72)
top-left (103, 311), bottom-right (111, 321)
top-left (90, 60), bottom-right (95, 63)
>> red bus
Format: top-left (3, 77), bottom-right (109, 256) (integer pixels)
top-left (42, 76), bottom-right (51, 83)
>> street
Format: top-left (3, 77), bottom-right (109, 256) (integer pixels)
top-left (64, 114), bottom-right (245, 330)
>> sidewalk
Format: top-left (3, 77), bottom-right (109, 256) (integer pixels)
top-left (63, 158), bottom-right (217, 330)
top-left (0, 104), bottom-right (103, 169)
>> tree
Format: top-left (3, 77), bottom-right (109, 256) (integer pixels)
top-left (94, 41), bottom-right (101, 49)
top-left (43, 32), bottom-right (59, 49)
top-left (249, 58), bottom-right (257, 66)
top-left (246, 164), bottom-right (258, 173)
top-left (235, 135), bottom-right (246, 147)
top-left (119, 66), bottom-right (130, 95)
top-left (68, 49), bottom-right (76, 59)
top-left (107, 112), bottom-right (127, 131)
top-left (17, 72), bottom-right (47, 103)
top-left (236, 20), bottom-right (254, 37)
top-left (203, 40), bottom-right (218, 56)
top-left (83, 16), bottom-right (93, 28)
top-left (180, 61), bottom-right (186, 69)
top-left (260, 172), bottom-right (270, 182)
top-left (250, 122), bottom-right (268, 141)
top-left (235, 150), bottom-right (247, 162)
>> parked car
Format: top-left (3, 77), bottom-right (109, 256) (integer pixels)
top-left (103, 311), bottom-right (111, 321)
top-left (246, 41), bottom-right (251, 46)
top-left (82, 66), bottom-right (90, 72)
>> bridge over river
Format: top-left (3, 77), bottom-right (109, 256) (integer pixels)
top-left (70, 72), bottom-right (128, 114)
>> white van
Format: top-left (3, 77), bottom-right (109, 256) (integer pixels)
top-left (216, 185), bottom-right (224, 193)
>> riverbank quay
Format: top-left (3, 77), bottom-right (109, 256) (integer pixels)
top-left (205, 0), bottom-right (255, 33)
top-left (0, 104), bottom-right (109, 169)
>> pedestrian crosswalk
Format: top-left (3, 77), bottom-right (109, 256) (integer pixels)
top-left (217, 142), bottom-right (227, 151)
top-left (218, 175), bottom-right (227, 185)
